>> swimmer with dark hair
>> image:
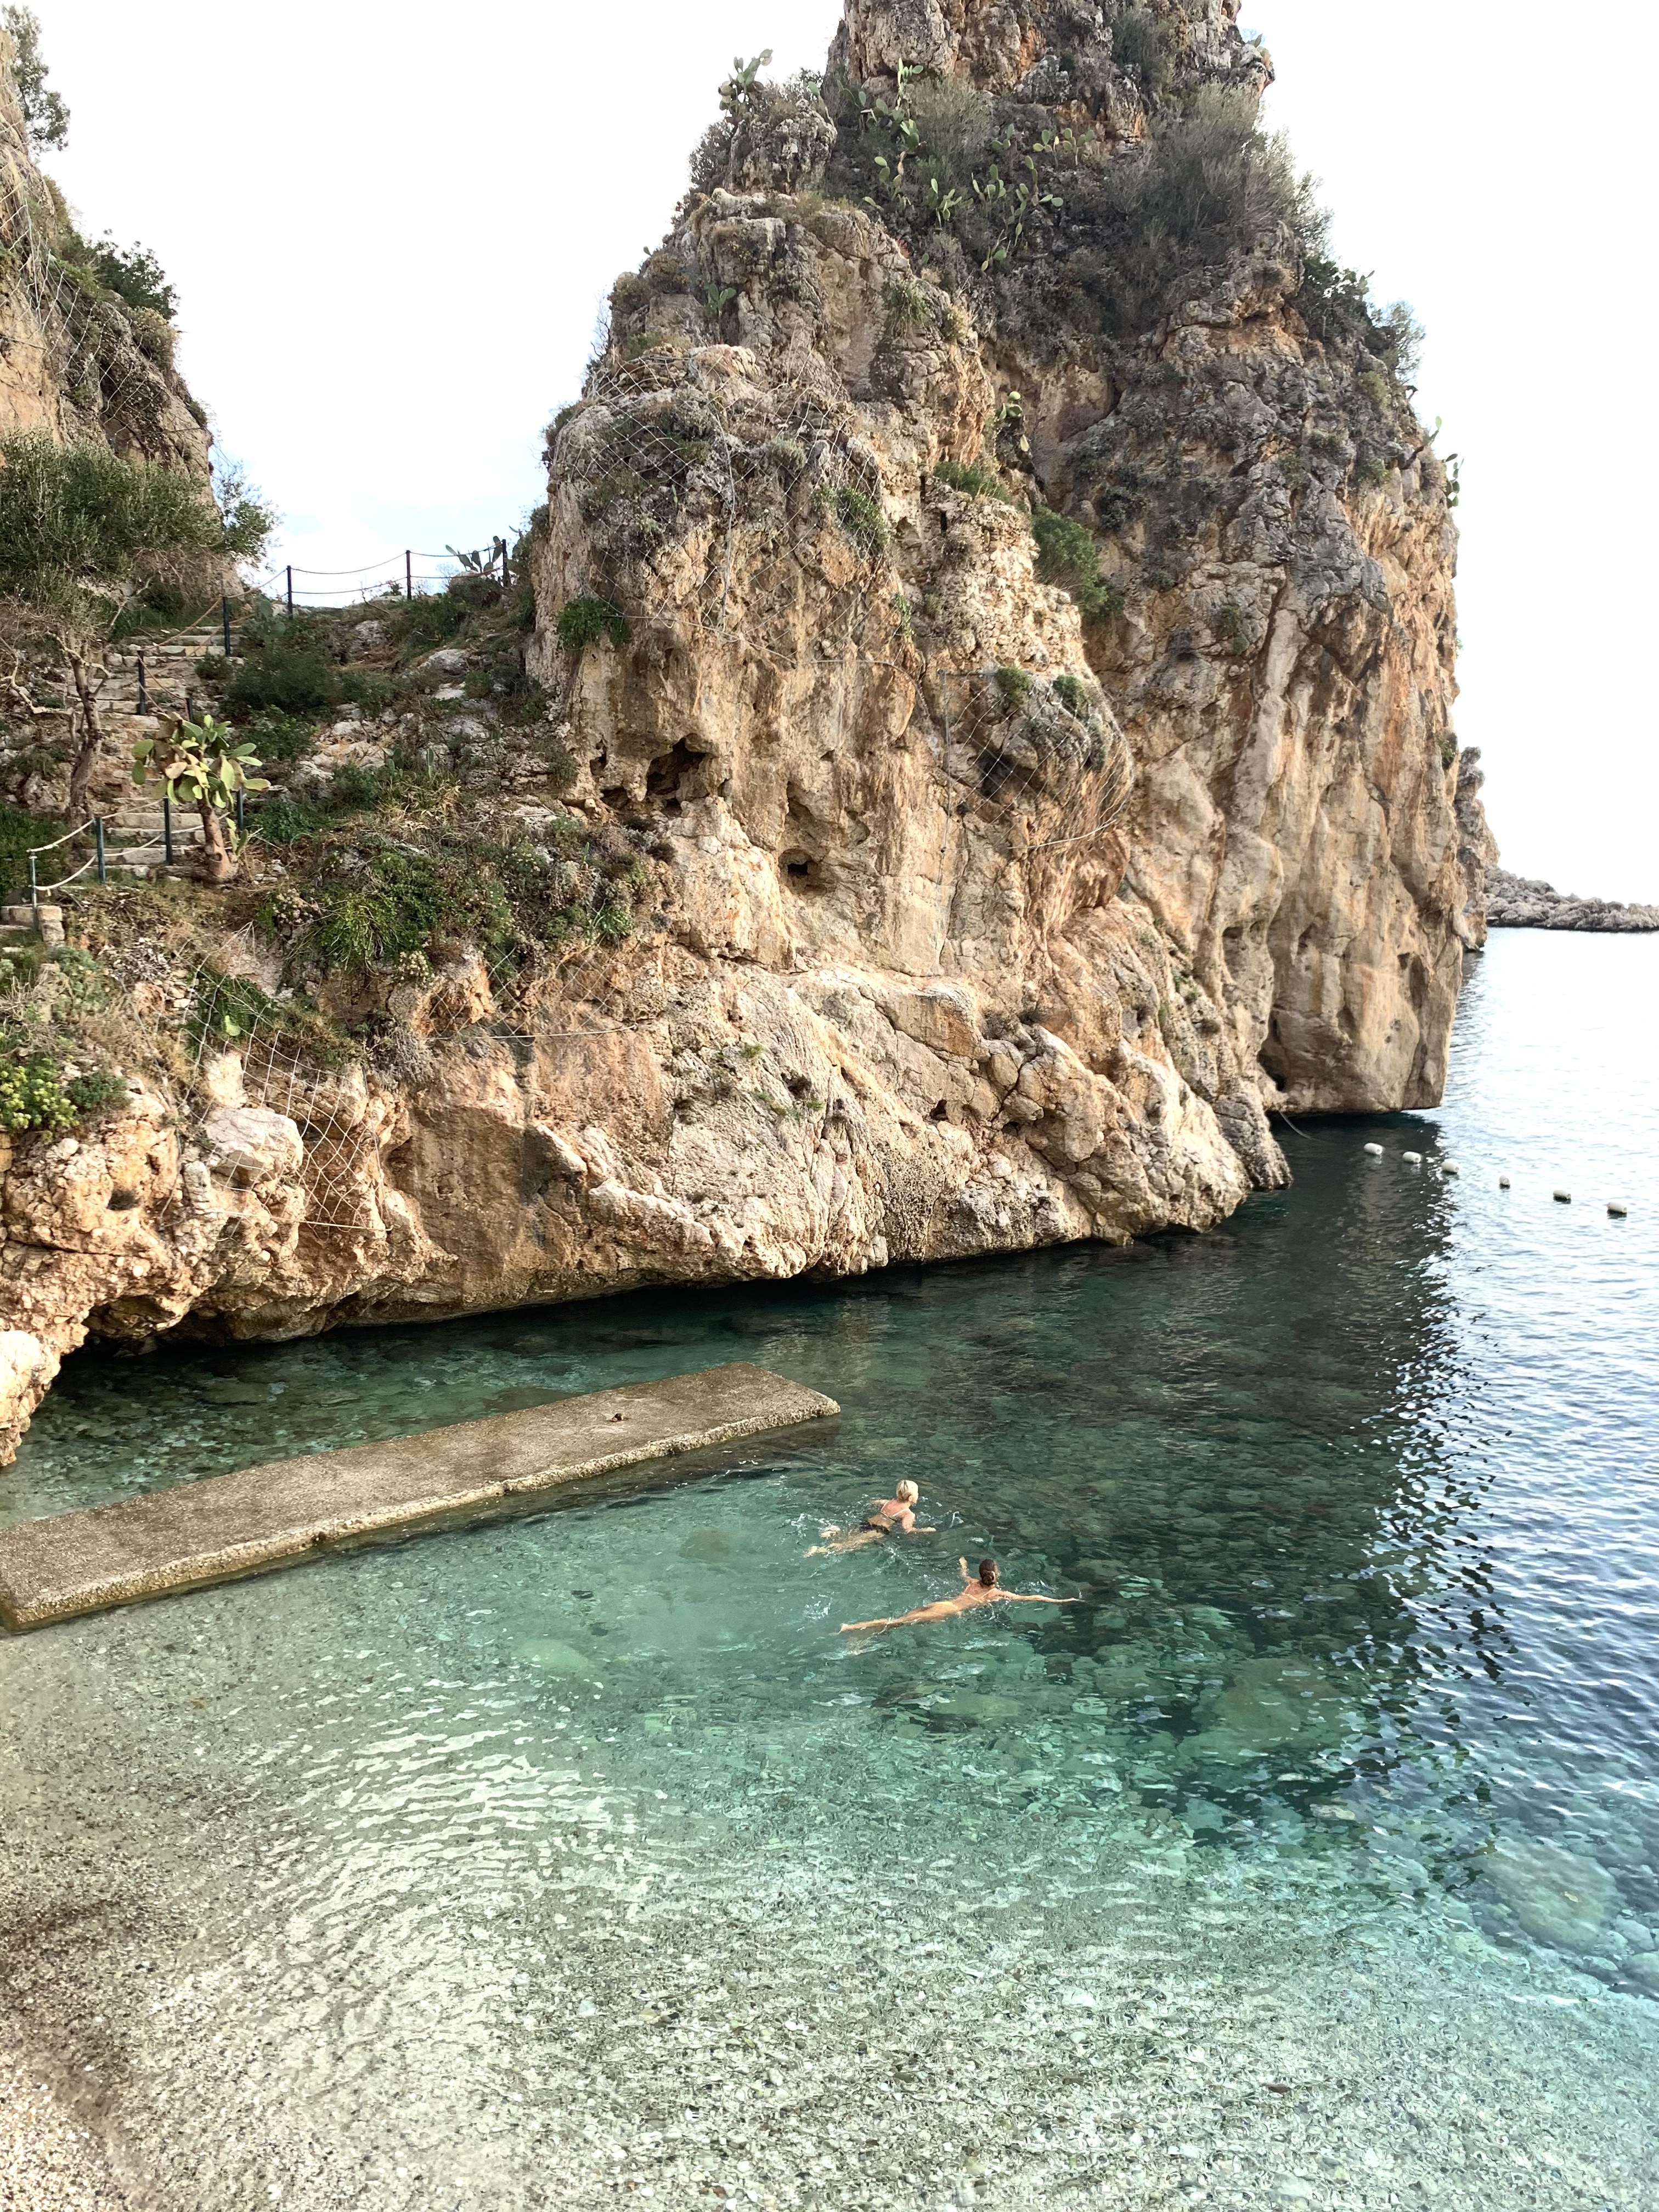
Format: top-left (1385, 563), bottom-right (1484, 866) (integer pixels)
top-left (806, 1479), bottom-right (935, 1556)
top-left (839, 1557), bottom-right (1074, 1635)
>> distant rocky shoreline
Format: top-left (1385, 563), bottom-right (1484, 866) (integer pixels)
top-left (1486, 868), bottom-right (1659, 933)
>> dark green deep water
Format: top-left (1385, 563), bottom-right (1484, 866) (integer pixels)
top-left (1, 931), bottom-right (1655, 2209)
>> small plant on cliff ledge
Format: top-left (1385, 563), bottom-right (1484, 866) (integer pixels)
top-left (64, 1066), bottom-right (128, 1119)
top-left (0, 1052), bottom-right (76, 1136)
top-left (887, 277), bottom-right (934, 332)
top-left (1031, 507), bottom-right (1121, 620)
top-left (823, 486), bottom-right (890, 558)
top-left (556, 597), bottom-right (631, 656)
top-left (1110, 4), bottom-right (1171, 100)
top-left (1052, 673), bottom-right (1091, 719)
top-left (996, 665), bottom-right (1032, 709)
top-left (933, 459), bottom-right (1017, 505)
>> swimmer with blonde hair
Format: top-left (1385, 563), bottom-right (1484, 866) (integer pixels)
top-left (806, 1478), bottom-right (936, 1557)
top-left (839, 1557), bottom-right (1075, 1635)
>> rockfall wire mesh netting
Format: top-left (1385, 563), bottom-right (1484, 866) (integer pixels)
top-left (163, 961), bottom-right (384, 1235)
top-left (167, 914), bottom-right (672, 1234)
top-left (557, 354), bottom-right (890, 641)
top-left (932, 664), bottom-right (1135, 858)
top-left (0, 156), bottom-right (184, 449)
top-left (554, 354), bottom-right (1135, 868)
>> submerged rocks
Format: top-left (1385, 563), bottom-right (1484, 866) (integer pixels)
top-left (1489, 1836), bottom-right (1618, 1952)
top-left (1176, 1656), bottom-right (1351, 1769)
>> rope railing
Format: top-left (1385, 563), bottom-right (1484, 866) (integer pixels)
top-left (24, 817), bottom-right (108, 906)
top-left (104, 536), bottom-right (517, 659)
top-left (259, 537), bottom-right (516, 611)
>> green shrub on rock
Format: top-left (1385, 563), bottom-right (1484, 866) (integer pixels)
top-left (65, 1067), bottom-right (128, 1118)
top-left (556, 598), bottom-right (631, 656)
top-left (827, 486), bottom-right (890, 557)
top-left (1031, 507), bottom-right (1121, 619)
top-left (0, 1053), bottom-right (76, 1136)
top-left (933, 459), bottom-right (1017, 505)
top-left (225, 611), bottom-right (341, 720)
top-left (1111, 5), bottom-right (1170, 99)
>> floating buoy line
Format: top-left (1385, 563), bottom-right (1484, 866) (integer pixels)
top-left (1359, 1146), bottom-right (1629, 1216)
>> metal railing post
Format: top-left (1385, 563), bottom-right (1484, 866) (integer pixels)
top-left (405, 549), bottom-right (413, 600)
top-left (95, 817), bottom-right (106, 884)
top-left (235, 788), bottom-right (246, 842)
top-left (163, 790), bottom-right (174, 866)
top-left (222, 595), bottom-right (232, 656)
top-left (286, 566), bottom-right (294, 614)
top-left (28, 852), bottom-right (37, 912)
top-left (137, 652), bottom-right (148, 716)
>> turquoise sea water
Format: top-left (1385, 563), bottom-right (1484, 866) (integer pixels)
top-left (1, 930), bottom-right (1656, 2210)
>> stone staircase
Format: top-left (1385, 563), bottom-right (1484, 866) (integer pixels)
top-left (3, 624), bottom-right (240, 914)
top-left (91, 625), bottom-right (224, 877)
top-left (0, 902), bottom-right (63, 953)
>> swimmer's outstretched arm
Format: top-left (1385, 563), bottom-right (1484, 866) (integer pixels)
top-left (1000, 1592), bottom-right (1076, 1606)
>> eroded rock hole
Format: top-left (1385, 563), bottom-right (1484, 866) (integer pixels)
top-left (647, 739), bottom-right (707, 810)
top-left (780, 849), bottom-right (822, 891)
top-left (979, 752), bottom-right (1015, 800)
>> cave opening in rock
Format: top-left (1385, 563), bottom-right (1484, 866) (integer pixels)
top-left (780, 849), bottom-right (823, 891)
top-left (646, 740), bottom-right (707, 811)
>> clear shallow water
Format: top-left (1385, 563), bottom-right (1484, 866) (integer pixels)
top-left (1, 931), bottom-right (1656, 2210)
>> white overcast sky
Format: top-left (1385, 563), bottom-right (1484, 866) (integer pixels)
top-left (36, 0), bottom-right (1658, 897)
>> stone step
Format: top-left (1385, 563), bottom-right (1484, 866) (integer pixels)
top-left (0, 1365), bottom-right (841, 1630)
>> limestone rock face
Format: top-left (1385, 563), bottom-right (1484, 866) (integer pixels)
top-left (0, 29), bottom-right (209, 469)
top-left (0, 923), bottom-right (1250, 1460)
top-left (0, 0), bottom-right (1491, 1459)
top-left (820, 0), bottom-right (1489, 1112)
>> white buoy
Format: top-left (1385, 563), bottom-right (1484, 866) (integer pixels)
top-left (1403, 1150), bottom-right (1423, 1165)
top-left (1554, 1189), bottom-right (1572, 1204)
top-left (1441, 1160), bottom-right (1460, 1176)
top-left (1364, 1142), bottom-right (1384, 1157)
top-left (1499, 1176), bottom-right (1511, 1189)
top-left (1609, 1201), bottom-right (1628, 1218)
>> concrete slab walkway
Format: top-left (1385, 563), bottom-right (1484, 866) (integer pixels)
top-left (0, 1362), bottom-right (839, 1631)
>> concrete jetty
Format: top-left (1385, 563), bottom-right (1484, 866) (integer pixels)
top-left (0, 1362), bottom-right (839, 1632)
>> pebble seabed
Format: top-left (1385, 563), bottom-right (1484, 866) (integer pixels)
top-left (2, 1478), bottom-right (1655, 2212)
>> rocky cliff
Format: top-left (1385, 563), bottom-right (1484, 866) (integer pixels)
top-left (1486, 870), bottom-right (1659, 933)
top-left (0, 25), bottom-right (208, 470)
top-left (0, 0), bottom-right (1490, 1464)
